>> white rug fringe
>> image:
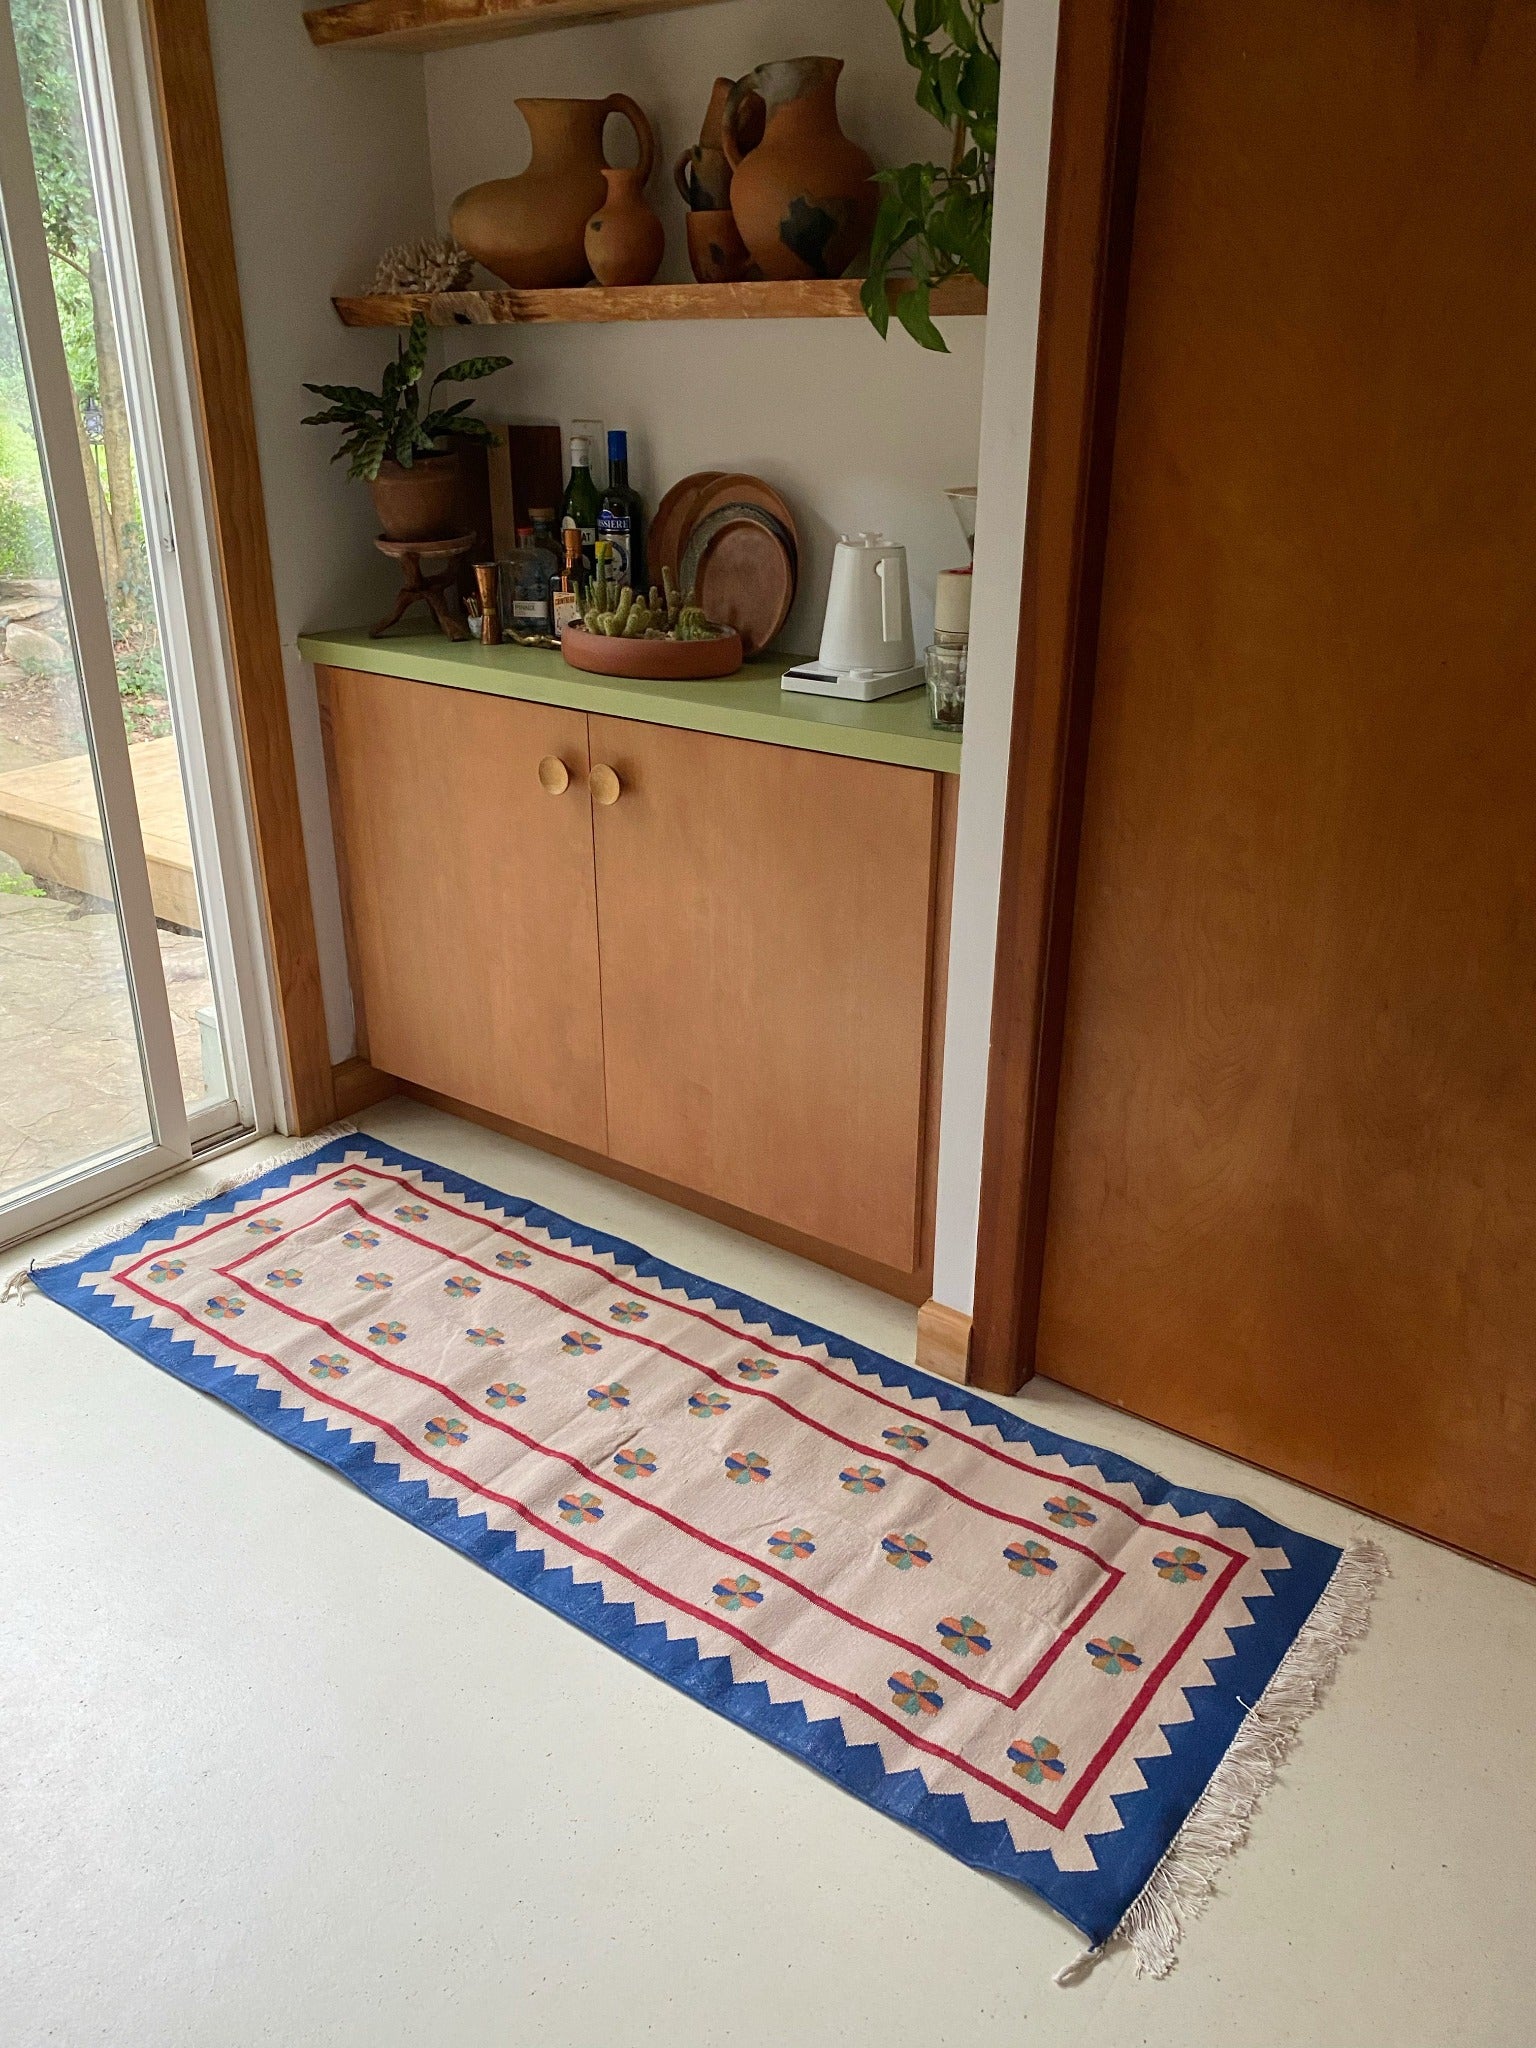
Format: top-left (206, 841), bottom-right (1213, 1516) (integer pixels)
top-left (1101, 1532), bottom-right (1390, 1981)
top-left (1, 1122), bottom-right (357, 1304)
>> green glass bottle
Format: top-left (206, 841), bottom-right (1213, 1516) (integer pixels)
top-left (597, 428), bottom-right (645, 594)
top-left (560, 434), bottom-right (602, 574)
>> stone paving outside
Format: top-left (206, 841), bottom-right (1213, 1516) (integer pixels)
top-left (0, 888), bottom-right (213, 1203)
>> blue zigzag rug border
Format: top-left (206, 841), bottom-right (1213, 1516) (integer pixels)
top-left (33, 1133), bottom-right (1340, 1946)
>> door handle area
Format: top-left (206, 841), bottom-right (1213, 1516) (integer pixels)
top-left (538, 755), bottom-right (571, 795)
top-left (589, 763), bottom-right (623, 807)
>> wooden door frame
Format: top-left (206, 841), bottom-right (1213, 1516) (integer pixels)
top-left (968, 0), bottom-right (1155, 1395)
top-left (139, 0), bottom-right (336, 1134)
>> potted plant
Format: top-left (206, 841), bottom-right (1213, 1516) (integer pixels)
top-left (301, 315), bottom-right (511, 541)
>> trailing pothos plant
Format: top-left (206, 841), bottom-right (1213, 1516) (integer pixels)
top-left (861, 0), bottom-right (1001, 353)
top-left (301, 314), bottom-right (511, 479)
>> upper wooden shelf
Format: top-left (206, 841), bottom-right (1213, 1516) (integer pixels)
top-left (333, 277), bottom-right (988, 326)
top-left (304, 0), bottom-right (729, 52)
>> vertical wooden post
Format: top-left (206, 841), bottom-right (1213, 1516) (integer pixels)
top-left (968, 0), bottom-right (1155, 1393)
top-left (140, 0), bottom-right (336, 1132)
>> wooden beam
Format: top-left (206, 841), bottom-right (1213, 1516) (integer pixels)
top-left (304, 0), bottom-right (733, 52)
top-left (141, 0), bottom-right (337, 1133)
top-left (333, 277), bottom-right (989, 328)
top-left (968, 0), bottom-right (1155, 1395)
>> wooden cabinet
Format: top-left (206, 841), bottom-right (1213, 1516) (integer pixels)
top-left (319, 666), bottom-right (952, 1291)
top-left (321, 669), bottom-right (607, 1153)
top-left (588, 717), bottom-right (939, 1272)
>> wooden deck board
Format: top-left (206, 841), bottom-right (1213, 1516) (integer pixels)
top-left (0, 736), bottom-right (199, 928)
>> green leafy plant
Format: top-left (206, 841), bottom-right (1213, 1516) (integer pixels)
top-left (301, 315), bottom-right (511, 480)
top-left (862, 0), bottom-right (1001, 353)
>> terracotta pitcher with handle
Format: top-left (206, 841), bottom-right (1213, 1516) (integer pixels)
top-left (451, 95), bottom-right (656, 289)
top-left (722, 58), bottom-right (875, 281)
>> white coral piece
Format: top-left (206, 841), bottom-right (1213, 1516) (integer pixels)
top-left (369, 236), bottom-right (474, 295)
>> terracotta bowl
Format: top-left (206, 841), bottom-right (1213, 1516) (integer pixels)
top-left (561, 624), bottom-right (744, 680)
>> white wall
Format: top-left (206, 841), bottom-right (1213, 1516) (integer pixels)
top-left (930, 0), bottom-right (1060, 1313)
top-left (423, 0), bottom-right (986, 657)
top-left (206, 0), bottom-right (435, 1064)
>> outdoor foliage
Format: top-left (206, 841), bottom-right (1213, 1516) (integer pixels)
top-left (1, 0), bottom-right (165, 722)
top-left (302, 316), bottom-right (511, 480)
top-left (861, 0), bottom-right (1002, 353)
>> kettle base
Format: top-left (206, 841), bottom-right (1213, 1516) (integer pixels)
top-left (780, 661), bottom-right (924, 703)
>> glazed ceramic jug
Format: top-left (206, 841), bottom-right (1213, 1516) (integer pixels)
top-left (722, 58), bottom-right (876, 281)
top-left (451, 95), bottom-right (656, 289)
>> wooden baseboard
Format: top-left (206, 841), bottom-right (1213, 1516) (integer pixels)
top-left (916, 1298), bottom-right (972, 1382)
top-left (331, 1055), bottom-right (399, 1118)
top-left (399, 1082), bottom-right (933, 1304)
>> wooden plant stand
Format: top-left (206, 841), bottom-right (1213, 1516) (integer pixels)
top-left (371, 534), bottom-right (477, 641)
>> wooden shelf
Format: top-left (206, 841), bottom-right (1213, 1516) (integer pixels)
top-left (333, 277), bottom-right (988, 327)
top-left (304, 0), bottom-right (730, 52)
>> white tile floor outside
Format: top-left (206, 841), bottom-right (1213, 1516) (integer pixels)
top-left (2, 1096), bottom-right (1532, 2047)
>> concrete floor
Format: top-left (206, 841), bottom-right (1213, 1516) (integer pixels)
top-left (2, 1095), bottom-right (1531, 2048)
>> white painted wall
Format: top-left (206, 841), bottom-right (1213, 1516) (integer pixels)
top-left (930, 0), bottom-right (1060, 1313)
top-left (205, 0), bottom-right (435, 1063)
top-left (422, 0), bottom-right (986, 657)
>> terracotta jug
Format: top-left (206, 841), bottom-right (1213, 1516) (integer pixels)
top-left (722, 58), bottom-right (876, 282)
top-left (451, 95), bottom-right (656, 289)
top-left (672, 76), bottom-right (765, 214)
top-left (585, 166), bottom-right (665, 287)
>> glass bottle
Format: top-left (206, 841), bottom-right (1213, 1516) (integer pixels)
top-left (597, 427), bottom-right (645, 594)
top-left (925, 568), bottom-right (971, 731)
top-left (504, 522), bottom-right (559, 639)
top-left (560, 434), bottom-right (602, 574)
top-left (551, 526), bottom-right (588, 635)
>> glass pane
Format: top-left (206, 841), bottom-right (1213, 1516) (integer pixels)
top-left (0, 220), bottom-right (152, 1197)
top-left (11, 0), bottom-right (226, 1113)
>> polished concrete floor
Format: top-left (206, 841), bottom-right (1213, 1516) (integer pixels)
top-left (2, 1096), bottom-right (1531, 2047)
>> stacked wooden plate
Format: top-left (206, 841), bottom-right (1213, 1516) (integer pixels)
top-left (649, 471), bottom-right (798, 658)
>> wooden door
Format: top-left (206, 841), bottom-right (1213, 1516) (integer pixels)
top-left (1033, 3), bottom-right (1536, 1574)
top-left (320, 667), bottom-right (607, 1154)
top-left (589, 717), bottom-right (940, 1274)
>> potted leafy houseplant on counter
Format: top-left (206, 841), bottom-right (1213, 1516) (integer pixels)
top-left (862, 0), bottom-right (1001, 352)
top-left (301, 315), bottom-right (511, 541)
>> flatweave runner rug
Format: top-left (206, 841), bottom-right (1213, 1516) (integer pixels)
top-left (21, 1132), bottom-right (1384, 1976)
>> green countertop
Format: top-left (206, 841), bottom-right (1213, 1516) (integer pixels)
top-left (297, 628), bottom-right (963, 775)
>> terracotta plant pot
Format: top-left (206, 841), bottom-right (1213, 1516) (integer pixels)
top-left (368, 452), bottom-right (461, 543)
top-left (450, 94), bottom-right (655, 289)
top-left (685, 209), bottom-right (751, 284)
top-left (585, 166), bottom-right (665, 287)
top-left (722, 57), bottom-right (876, 282)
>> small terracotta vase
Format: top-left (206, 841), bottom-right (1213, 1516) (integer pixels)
top-left (368, 452), bottom-right (461, 543)
top-left (722, 57), bottom-right (876, 282)
top-left (685, 210), bottom-right (751, 284)
top-left (671, 78), bottom-right (764, 213)
top-left (451, 94), bottom-right (655, 289)
top-left (586, 166), bottom-right (665, 286)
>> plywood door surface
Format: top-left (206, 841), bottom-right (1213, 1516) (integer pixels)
top-left (590, 717), bottom-right (939, 1272)
top-left (324, 668), bottom-right (606, 1153)
top-left (1036, 3), bottom-right (1536, 1574)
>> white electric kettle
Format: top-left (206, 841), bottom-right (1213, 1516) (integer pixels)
top-left (782, 532), bottom-right (923, 702)
top-left (820, 532), bottom-right (916, 673)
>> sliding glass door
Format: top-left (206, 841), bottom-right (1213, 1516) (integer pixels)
top-left (0, 0), bottom-right (265, 1244)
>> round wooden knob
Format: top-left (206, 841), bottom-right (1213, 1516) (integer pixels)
top-left (538, 755), bottom-right (570, 795)
top-left (590, 763), bottom-right (622, 807)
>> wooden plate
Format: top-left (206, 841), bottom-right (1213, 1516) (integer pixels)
top-left (684, 473), bottom-right (800, 568)
top-left (687, 514), bottom-right (795, 656)
top-left (648, 470), bottom-right (724, 590)
top-left (561, 623), bottom-right (743, 679)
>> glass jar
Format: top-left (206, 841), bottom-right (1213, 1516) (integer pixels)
top-left (926, 630), bottom-right (967, 730)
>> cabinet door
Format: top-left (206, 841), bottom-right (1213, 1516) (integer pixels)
top-left (589, 716), bottom-right (940, 1271)
top-left (321, 667), bottom-right (606, 1153)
